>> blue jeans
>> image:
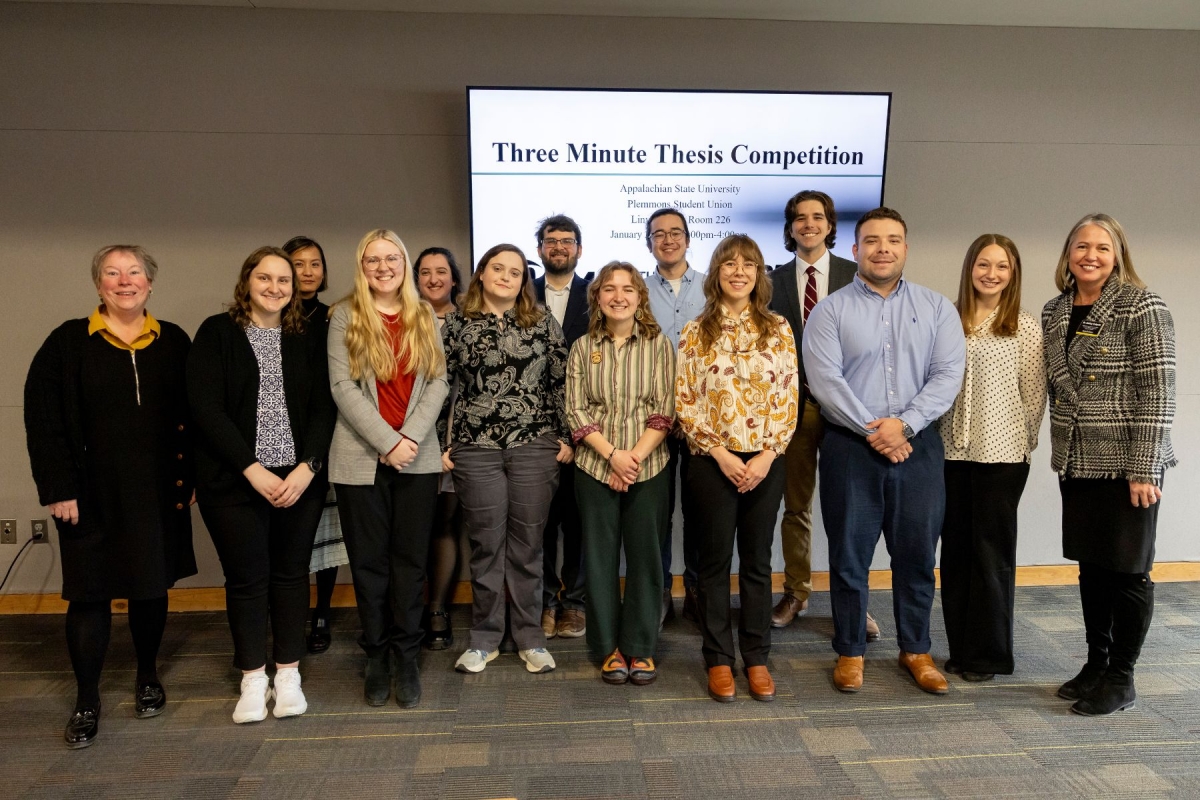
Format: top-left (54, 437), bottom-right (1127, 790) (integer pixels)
top-left (819, 425), bottom-right (945, 657)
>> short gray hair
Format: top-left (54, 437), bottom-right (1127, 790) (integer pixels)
top-left (91, 245), bottom-right (159, 286)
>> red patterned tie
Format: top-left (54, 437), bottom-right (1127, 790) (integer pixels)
top-left (803, 264), bottom-right (819, 325)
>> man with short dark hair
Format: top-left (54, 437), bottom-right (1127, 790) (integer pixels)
top-left (803, 207), bottom-right (965, 695)
top-left (768, 190), bottom-right (879, 640)
top-left (533, 214), bottom-right (590, 639)
top-left (644, 208), bottom-right (706, 627)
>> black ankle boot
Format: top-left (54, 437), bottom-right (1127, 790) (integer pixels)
top-left (1070, 672), bottom-right (1136, 715)
top-left (364, 651), bottom-right (392, 706)
top-left (1057, 661), bottom-right (1107, 701)
top-left (395, 657), bottom-right (422, 709)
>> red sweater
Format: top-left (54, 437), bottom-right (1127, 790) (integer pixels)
top-left (376, 312), bottom-right (415, 431)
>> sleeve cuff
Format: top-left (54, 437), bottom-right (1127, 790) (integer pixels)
top-left (572, 423), bottom-right (601, 444)
top-left (646, 414), bottom-right (673, 432)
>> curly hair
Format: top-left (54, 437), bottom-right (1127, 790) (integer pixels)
top-left (586, 261), bottom-right (661, 341)
top-left (227, 246), bottom-right (306, 334)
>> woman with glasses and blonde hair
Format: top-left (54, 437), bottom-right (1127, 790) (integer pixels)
top-left (442, 244), bottom-right (573, 676)
top-left (567, 261), bottom-right (675, 686)
top-left (327, 229), bottom-right (448, 709)
top-left (936, 234), bottom-right (1045, 683)
top-left (1042, 213), bottom-right (1175, 716)
top-left (676, 234), bottom-right (799, 703)
top-left (189, 246), bottom-right (335, 724)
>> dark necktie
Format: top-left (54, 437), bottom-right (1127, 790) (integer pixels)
top-left (803, 264), bottom-right (819, 325)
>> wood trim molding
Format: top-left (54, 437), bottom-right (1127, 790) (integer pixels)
top-left (3, 562), bottom-right (1197, 614)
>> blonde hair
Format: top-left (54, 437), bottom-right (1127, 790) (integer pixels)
top-left (955, 234), bottom-right (1022, 337)
top-left (338, 229), bottom-right (444, 382)
top-left (1054, 213), bottom-right (1145, 293)
top-left (586, 261), bottom-right (661, 340)
top-left (695, 234), bottom-right (781, 352)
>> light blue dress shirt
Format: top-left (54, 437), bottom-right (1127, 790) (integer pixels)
top-left (646, 265), bottom-right (708, 348)
top-left (802, 274), bottom-right (965, 436)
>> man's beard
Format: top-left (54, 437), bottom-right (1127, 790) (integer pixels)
top-left (542, 254), bottom-right (578, 276)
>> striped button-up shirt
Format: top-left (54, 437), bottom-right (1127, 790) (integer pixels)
top-left (566, 330), bottom-right (676, 483)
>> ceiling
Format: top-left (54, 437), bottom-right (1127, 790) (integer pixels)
top-left (11, 0), bottom-right (1200, 30)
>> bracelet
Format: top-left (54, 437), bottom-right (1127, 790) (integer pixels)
top-left (607, 444), bottom-right (617, 461)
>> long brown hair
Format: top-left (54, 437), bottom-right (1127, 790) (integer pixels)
top-left (228, 246), bottom-right (306, 334)
top-left (336, 229), bottom-right (444, 382)
top-left (586, 261), bottom-right (661, 340)
top-left (955, 234), bottom-right (1022, 337)
top-left (459, 244), bottom-right (544, 328)
top-left (695, 234), bottom-right (781, 352)
top-left (1053, 213), bottom-right (1145, 293)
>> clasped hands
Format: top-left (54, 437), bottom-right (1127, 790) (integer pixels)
top-left (243, 461), bottom-right (315, 508)
top-left (712, 447), bottom-right (776, 494)
top-left (866, 417), bottom-right (912, 463)
top-left (606, 448), bottom-right (642, 492)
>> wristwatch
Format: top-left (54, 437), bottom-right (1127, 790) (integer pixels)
top-left (305, 457), bottom-right (324, 474)
top-left (901, 422), bottom-right (915, 440)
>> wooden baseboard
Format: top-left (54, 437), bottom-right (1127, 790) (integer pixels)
top-left (3, 562), bottom-right (1198, 614)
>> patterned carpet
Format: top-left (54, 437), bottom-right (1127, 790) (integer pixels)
top-left (3, 583), bottom-right (1200, 798)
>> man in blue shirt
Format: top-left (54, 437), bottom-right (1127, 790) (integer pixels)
top-left (802, 207), bottom-right (965, 695)
top-left (644, 208), bottom-right (707, 627)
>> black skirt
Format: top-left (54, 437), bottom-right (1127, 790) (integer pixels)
top-left (1060, 477), bottom-right (1158, 573)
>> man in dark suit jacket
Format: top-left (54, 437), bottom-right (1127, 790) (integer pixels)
top-left (532, 214), bottom-right (591, 641)
top-left (768, 190), bottom-right (877, 638)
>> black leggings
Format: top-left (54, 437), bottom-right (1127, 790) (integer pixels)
top-left (66, 596), bottom-right (169, 709)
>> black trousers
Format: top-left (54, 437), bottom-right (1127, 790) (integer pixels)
top-left (336, 466), bottom-right (438, 663)
top-left (543, 462), bottom-right (585, 611)
top-left (690, 452), bottom-right (786, 669)
top-left (201, 473), bottom-right (327, 670)
top-left (940, 460), bottom-right (1030, 674)
top-left (660, 435), bottom-right (698, 588)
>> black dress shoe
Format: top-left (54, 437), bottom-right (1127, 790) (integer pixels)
top-left (307, 616), bottom-right (332, 654)
top-left (65, 705), bottom-right (100, 749)
top-left (424, 610), bottom-right (453, 651)
top-left (134, 681), bottom-right (166, 718)
top-left (1070, 676), bottom-right (1136, 716)
top-left (364, 651), bottom-right (392, 706)
top-left (944, 659), bottom-right (962, 675)
top-left (395, 658), bottom-right (422, 709)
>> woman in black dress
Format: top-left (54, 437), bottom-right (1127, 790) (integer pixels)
top-left (1042, 214), bottom-right (1176, 716)
top-left (24, 245), bottom-right (196, 749)
top-left (283, 235), bottom-right (348, 655)
top-left (188, 246), bottom-right (335, 724)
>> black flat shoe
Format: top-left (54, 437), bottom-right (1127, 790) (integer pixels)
top-left (65, 705), bottom-right (100, 749)
top-left (944, 659), bottom-right (962, 675)
top-left (307, 616), bottom-right (332, 654)
top-left (134, 681), bottom-right (166, 718)
top-left (395, 658), bottom-right (422, 709)
top-left (961, 671), bottom-right (995, 682)
top-left (424, 610), bottom-right (453, 651)
top-left (364, 651), bottom-right (392, 706)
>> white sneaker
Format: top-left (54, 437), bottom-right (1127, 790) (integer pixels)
top-left (519, 648), bottom-right (556, 674)
top-left (455, 649), bottom-right (499, 674)
top-left (233, 671), bottom-right (272, 724)
top-left (272, 667), bottom-right (307, 718)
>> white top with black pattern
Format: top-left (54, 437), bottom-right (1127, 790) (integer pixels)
top-left (245, 324), bottom-right (296, 468)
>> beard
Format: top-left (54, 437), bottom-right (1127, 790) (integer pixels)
top-left (542, 252), bottom-right (578, 276)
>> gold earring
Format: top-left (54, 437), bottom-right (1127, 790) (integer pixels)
top-left (634, 308), bottom-right (643, 320)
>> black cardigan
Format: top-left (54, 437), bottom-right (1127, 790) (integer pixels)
top-left (186, 312), bottom-right (335, 505)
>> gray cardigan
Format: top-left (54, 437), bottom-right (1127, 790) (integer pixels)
top-left (327, 302), bottom-right (449, 484)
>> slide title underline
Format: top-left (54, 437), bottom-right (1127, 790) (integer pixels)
top-left (472, 172), bottom-right (882, 178)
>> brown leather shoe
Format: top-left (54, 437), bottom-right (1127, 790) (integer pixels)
top-left (899, 652), bottom-right (949, 695)
top-left (771, 593), bottom-right (808, 628)
top-left (541, 608), bottom-right (558, 639)
top-left (865, 611), bottom-right (881, 642)
top-left (556, 608), bottom-right (586, 638)
top-left (833, 655), bottom-right (864, 693)
top-left (745, 665), bottom-right (776, 701)
top-left (707, 666), bottom-right (736, 702)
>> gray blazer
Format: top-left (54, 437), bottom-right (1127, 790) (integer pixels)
top-left (327, 302), bottom-right (449, 484)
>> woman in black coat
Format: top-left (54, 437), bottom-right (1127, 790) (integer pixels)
top-left (187, 246), bottom-right (335, 724)
top-left (24, 245), bottom-right (196, 749)
top-left (1042, 213), bottom-right (1176, 717)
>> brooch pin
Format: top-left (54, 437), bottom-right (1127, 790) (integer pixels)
top-left (590, 351), bottom-right (603, 364)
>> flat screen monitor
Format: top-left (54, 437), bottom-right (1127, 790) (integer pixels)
top-left (467, 87), bottom-right (891, 276)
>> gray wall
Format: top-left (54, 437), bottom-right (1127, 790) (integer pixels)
top-left (1, 3), bottom-right (1196, 593)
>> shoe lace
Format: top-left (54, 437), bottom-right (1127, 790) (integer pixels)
top-left (275, 670), bottom-right (302, 690)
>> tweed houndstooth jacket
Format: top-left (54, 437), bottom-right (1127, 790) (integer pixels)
top-left (1042, 278), bottom-right (1176, 486)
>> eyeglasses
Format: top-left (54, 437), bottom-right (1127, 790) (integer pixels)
top-left (719, 261), bottom-right (758, 276)
top-left (650, 229), bottom-right (686, 243)
top-left (541, 237), bottom-right (577, 248)
top-left (362, 255), bottom-right (404, 271)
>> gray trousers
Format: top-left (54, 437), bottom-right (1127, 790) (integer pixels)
top-left (452, 435), bottom-right (562, 652)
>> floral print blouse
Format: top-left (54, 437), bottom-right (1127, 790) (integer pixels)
top-left (441, 308), bottom-right (570, 450)
top-left (675, 307), bottom-right (800, 456)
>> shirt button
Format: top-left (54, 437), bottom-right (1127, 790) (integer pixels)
top-left (175, 480), bottom-right (184, 487)
top-left (175, 503), bottom-right (184, 510)
top-left (177, 453), bottom-right (184, 460)
top-left (887, 367), bottom-right (892, 372)
top-left (177, 424), bottom-right (185, 431)
top-left (1088, 375), bottom-right (1096, 381)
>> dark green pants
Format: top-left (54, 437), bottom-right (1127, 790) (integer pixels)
top-left (576, 466), bottom-right (670, 660)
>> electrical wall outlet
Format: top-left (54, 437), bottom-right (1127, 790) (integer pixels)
top-left (30, 519), bottom-right (48, 542)
top-left (1, 519), bottom-right (15, 545)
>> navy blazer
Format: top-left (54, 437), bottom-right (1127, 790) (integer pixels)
top-left (534, 272), bottom-right (592, 348)
top-left (770, 253), bottom-right (857, 398)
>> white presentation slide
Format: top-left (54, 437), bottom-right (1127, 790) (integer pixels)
top-left (467, 87), bottom-right (891, 276)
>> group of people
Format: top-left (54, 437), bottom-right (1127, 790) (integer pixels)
top-left (24, 191), bottom-right (1175, 750)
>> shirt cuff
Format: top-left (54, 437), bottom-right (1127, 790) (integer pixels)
top-left (646, 414), bottom-right (673, 432)
top-left (572, 423), bottom-right (601, 444)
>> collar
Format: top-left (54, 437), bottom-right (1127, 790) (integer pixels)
top-left (596, 325), bottom-right (640, 344)
top-left (797, 249), bottom-right (831, 275)
top-left (852, 272), bottom-right (906, 298)
top-left (653, 264), bottom-right (694, 285)
top-left (88, 306), bottom-right (160, 350)
top-left (719, 303), bottom-right (752, 323)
